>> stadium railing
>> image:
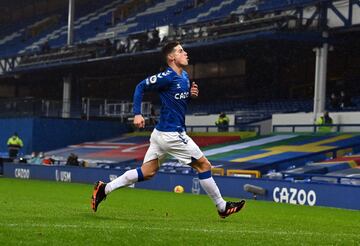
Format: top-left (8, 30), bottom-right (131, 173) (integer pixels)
top-left (273, 124), bottom-right (360, 133)
top-left (0, 96), bottom-right (155, 120)
top-left (281, 172), bottom-right (360, 186)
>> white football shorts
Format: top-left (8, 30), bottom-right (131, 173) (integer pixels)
top-left (143, 128), bottom-right (204, 165)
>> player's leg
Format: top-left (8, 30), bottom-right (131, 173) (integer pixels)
top-left (190, 157), bottom-right (245, 218)
top-left (190, 156), bottom-right (226, 212)
top-left (91, 159), bottom-right (159, 212)
top-left (105, 158), bottom-right (159, 194)
top-left (91, 130), bottom-right (165, 212)
top-left (165, 132), bottom-right (226, 210)
top-left (170, 132), bottom-right (245, 218)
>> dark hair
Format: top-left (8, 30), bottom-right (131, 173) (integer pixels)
top-left (161, 41), bottom-right (180, 63)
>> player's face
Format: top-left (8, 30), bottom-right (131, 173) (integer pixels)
top-left (171, 45), bottom-right (188, 67)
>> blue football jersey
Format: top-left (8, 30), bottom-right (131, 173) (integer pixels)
top-left (133, 67), bottom-right (191, 132)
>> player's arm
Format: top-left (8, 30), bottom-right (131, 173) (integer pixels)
top-left (190, 82), bottom-right (199, 98)
top-left (132, 71), bottom-right (172, 128)
top-left (133, 81), bottom-right (146, 128)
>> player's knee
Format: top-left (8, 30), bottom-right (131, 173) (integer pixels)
top-left (144, 170), bottom-right (157, 180)
top-left (144, 172), bottom-right (156, 180)
top-left (192, 157), bottom-right (211, 173)
top-left (141, 159), bottom-right (159, 180)
top-left (201, 160), bottom-right (212, 171)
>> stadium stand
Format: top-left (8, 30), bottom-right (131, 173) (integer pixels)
top-left (0, 0), bottom-right (324, 58)
top-left (4, 0), bottom-right (346, 126)
top-left (283, 161), bottom-right (357, 176)
top-left (283, 153), bottom-right (360, 185)
top-left (20, 0), bottom-right (122, 54)
top-left (0, 0), bottom-right (119, 57)
top-left (43, 132), bottom-right (243, 165)
top-left (257, 0), bottom-right (320, 12)
top-left (28, 132), bottom-right (360, 182)
top-left (205, 133), bottom-right (360, 176)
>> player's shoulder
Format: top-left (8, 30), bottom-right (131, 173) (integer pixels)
top-left (182, 69), bottom-right (189, 78)
top-left (146, 68), bottom-right (175, 85)
top-left (160, 68), bottom-right (175, 79)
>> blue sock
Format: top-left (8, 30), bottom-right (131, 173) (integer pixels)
top-left (136, 167), bottom-right (144, 182)
top-left (198, 170), bottom-right (212, 180)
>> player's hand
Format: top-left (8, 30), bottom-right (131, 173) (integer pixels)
top-left (134, 115), bottom-right (145, 128)
top-left (190, 82), bottom-right (199, 98)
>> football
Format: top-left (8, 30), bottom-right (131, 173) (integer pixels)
top-left (174, 185), bottom-right (184, 193)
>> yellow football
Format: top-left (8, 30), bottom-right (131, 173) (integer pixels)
top-left (174, 185), bottom-right (184, 193)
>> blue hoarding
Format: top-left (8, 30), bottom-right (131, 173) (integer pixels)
top-left (3, 163), bottom-right (360, 210)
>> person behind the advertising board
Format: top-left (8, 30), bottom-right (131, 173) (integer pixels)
top-left (7, 132), bottom-right (23, 159)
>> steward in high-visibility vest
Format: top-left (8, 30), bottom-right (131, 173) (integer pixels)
top-left (315, 112), bottom-right (333, 132)
top-left (215, 112), bottom-right (230, 132)
top-left (7, 132), bottom-right (23, 158)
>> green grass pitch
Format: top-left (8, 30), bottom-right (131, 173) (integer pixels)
top-left (0, 178), bottom-right (359, 245)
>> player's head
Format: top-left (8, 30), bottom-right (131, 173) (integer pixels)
top-left (162, 41), bottom-right (188, 67)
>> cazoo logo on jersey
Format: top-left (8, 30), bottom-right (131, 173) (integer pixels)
top-left (273, 187), bottom-right (316, 206)
top-left (174, 92), bottom-right (189, 99)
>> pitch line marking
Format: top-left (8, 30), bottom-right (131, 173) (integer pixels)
top-left (1, 223), bottom-right (359, 238)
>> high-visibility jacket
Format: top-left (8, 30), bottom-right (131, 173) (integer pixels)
top-left (315, 116), bottom-right (333, 132)
top-left (215, 116), bottom-right (230, 126)
top-left (215, 115), bottom-right (230, 132)
top-left (7, 136), bottom-right (23, 150)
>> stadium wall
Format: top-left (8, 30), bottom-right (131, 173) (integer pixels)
top-left (251, 118), bottom-right (272, 135)
top-left (186, 114), bottom-right (235, 126)
top-left (186, 114), bottom-right (271, 135)
top-left (0, 117), bottom-right (130, 154)
top-left (3, 163), bottom-right (360, 210)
